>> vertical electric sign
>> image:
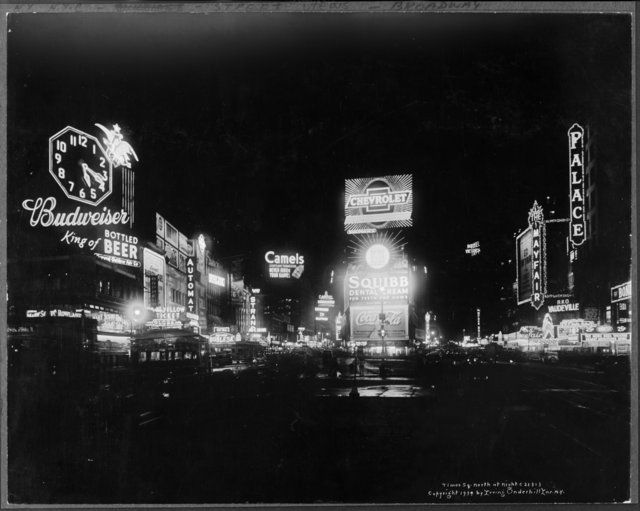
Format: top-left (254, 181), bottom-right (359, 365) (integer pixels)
top-left (528, 201), bottom-right (546, 310)
top-left (568, 123), bottom-right (586, 247)
top-left (186, 256), bottom-right (196, 314)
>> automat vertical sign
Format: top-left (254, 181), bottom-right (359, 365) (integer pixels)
top-left (186, 256), bottom-right (196, 314)
top-left (568, 123), bottom-right (586, 247)
top-left (528, 201), bottom-right (546, 310)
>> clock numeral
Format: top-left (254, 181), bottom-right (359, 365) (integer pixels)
top-left (69, 135), bottom-right (77, 146)
top-left (56, 140), bottom-right (67, 153)
top-left (102, 171), bottom-right (107, 180)
top-left (92, 143), bottom-right (96, 154)
top-left (90, 189), bottom-right (97, 199)
top-left (79, 188), bottom-right (86, 199)
top-left (54, 152), bottom-right (62, 164)
top-left (79, 135), bottom-right (87, 147)
top-left (99, 157), bottom-right (106, 168)
top-left (68, 181), bottom-right (75, 191)
top-left (58, 167), bottom-right (66, 179)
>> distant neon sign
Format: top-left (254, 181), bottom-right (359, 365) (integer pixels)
top-left (208, 273), bottom-right (226, 287)
top-left (611, 281), bottom-right (631, 303)
top-left (568, 123), bottom-right (586, 247)
top-left (465, 241), bottom-right (480, 256)
top-left (264, 251), bottom-right (305, 279)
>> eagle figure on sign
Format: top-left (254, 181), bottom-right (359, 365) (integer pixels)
top-left (94, 123), bottom-right (139, 169)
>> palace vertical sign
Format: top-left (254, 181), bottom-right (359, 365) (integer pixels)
top-left (568, 123), bottom-right (586, 247)
top-left (528, 201), bottom-right (545, 310)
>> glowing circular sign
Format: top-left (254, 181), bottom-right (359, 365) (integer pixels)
top-left (365, 243), bottom-right (390, 269)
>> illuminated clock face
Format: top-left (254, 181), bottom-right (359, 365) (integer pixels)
top-left (49, 126), bottom-right (113, 206)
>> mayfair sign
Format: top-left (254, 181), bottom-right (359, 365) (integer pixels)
top-left (528, 201), bottom-right (545, 310)
top-left (568, 123), bottom-right (586, 247)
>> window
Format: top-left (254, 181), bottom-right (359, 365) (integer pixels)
top-left (138, 352), bottom-right (147, 362)
top-left (175, 351), bottom-right (183, 360)
top-left (165, 222), bottom-right (178, 246)
top-left (150, 351), bottom-right (160, 361)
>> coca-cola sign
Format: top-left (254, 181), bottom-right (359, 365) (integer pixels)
top-left (350, 304), bottom-right (408, 342)
top-left (354, 310), bottom-right (403, 327)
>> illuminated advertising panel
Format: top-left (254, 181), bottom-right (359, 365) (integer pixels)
top-left (22, 123), bottom-right (139, 267)
top-left (208, 273), bottom-right (226, 287)
top-left (611, 281), bottom-right (631, 303)
top-left (528, 201), bottom-right (546, 310)
top-left (346, 270), bottom-right (410, 305)
top-left (568, 123), bottom-right (586, 247)
top-left (143, 247), bottom-right (166, 308)
top-left (186, 257), bottom-right (197, 315)
top-left (49, 126), bottom-right (113, 206)
top-left (264, 251), bottom-right (305, 279)
top-left (145, 306), bottom-right (185, 330)
top-left (465, 241), bottom-right (481, 256)
top-left (344, 174), bottom-right (413, 234)
top-left (95, 229), bottom-right (140, 267)
top-left (547, 299), bottom-right (579, 313)
top-left (315, 292), bottom-right (335, 322)
top-left (350, 304), bottom-right (409, 342)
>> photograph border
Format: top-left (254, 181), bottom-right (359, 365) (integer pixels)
top-left (0, 1), bottom-right (637, 509)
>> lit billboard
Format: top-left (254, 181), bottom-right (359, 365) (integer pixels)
top-left (346, 270), bottom-right (410, 305)
top-left (516, 227), bottom-right (533, 305)
top-left (344, 174), bottom-right (413, 234)
top-left (264, 250), bottom-right (305, 279)
top-left (568, 123), bottom-right (586, 247)
top-left (21, 123), bottom-right (140, 267)
top-left (350, 303), bottom-right (409, 342)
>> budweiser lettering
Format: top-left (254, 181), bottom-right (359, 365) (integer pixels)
top-left (22, 196), bottom-right (130, 228)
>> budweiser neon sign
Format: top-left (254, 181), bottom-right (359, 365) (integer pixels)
top-left (22, 196), bottom-right (129, 228)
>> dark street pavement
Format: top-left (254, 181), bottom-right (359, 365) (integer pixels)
top-left (8, 356), bottom-right (630, 504)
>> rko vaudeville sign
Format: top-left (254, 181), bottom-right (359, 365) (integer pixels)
top-left (21, 123), bottom-right (141, 268)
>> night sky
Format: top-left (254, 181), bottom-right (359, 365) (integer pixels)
top-left (7, 12), bottom-right (631, 328)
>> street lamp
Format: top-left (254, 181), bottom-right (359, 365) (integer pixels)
top-left (126, 301), bottom-right (146, 335)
